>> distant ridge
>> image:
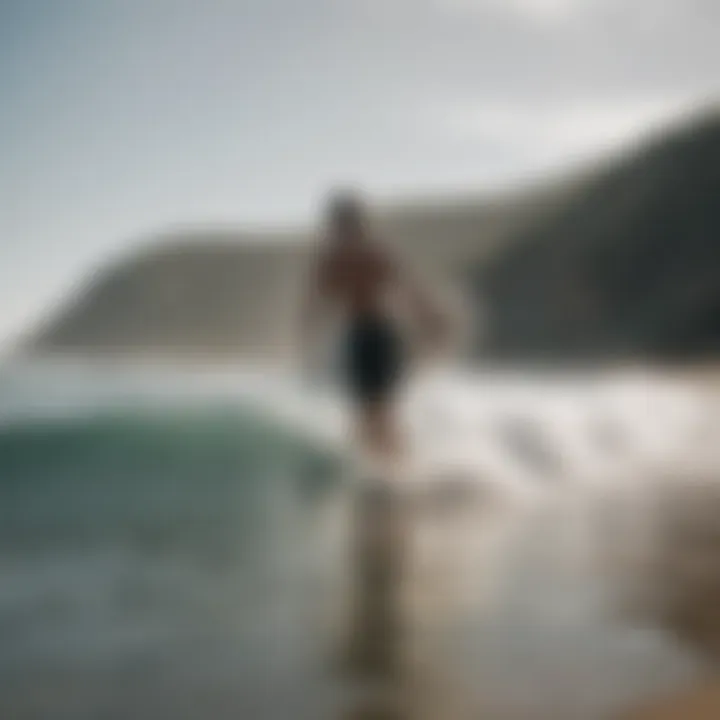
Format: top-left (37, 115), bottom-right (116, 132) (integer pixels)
top-left (474, 110), bottom-right (720, 361)
top-left (26, 111), bottom-right (720, 362)
top-left (26, 173), bottom-right (580, 359)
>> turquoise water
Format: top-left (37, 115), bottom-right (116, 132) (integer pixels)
top-left (0, 361), bottom-right (349, 719)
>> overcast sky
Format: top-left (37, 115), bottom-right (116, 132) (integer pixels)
top-left (1, 0), bottom-right (718, 342)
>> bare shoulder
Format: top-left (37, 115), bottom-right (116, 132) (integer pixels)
top-left (311, 241), bottom-right (336, 290)
top-left (367, 238), bottom-right (398, 277)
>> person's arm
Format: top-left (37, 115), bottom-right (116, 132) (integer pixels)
top-left (384, 247), bottom-right (449, 346)
top-left (406, 272), bottom-right (446, 342)
top-left (298, 250), bottom-right (330, 357)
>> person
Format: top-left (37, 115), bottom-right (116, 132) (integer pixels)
top-left (300, 190), bottom-right (447, 470)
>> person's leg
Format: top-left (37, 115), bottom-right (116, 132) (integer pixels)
top-left (344, 401), bottom-right (408, 684)
top-left (357, 398), bottom-right (404, 469)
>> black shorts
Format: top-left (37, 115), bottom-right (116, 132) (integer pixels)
top-left (344, 314), bottom-right (403, 404)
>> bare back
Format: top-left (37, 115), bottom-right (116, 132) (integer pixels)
top-left (317, 241), bottom-right (395, 318)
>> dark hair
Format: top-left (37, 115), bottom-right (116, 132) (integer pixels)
top-left (326, 190), bottom-right (366, 229)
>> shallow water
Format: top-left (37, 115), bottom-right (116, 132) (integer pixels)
top-left (1, 360), bottom-right (719, 718)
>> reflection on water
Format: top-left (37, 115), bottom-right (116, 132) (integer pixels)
top-left (341, 483), bottom-right (409, 719)
top-left (1, 366), bottom-right (720, 718)
top-left (337, 469), bottom-right (720, 719)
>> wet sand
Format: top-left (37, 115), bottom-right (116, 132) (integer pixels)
top-left (621, 682), bottom-right (720, 720)
top-left (337, 469), bottom-right (720, 719)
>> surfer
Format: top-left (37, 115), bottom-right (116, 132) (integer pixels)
top-left (300, 190), bottom-right (448, 469)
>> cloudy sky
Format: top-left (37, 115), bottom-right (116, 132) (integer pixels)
top-left (1, 0), bottom-right (718, 342)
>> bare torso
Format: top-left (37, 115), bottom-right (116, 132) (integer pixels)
top-left (317, 241), bottom-right (395, 319)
